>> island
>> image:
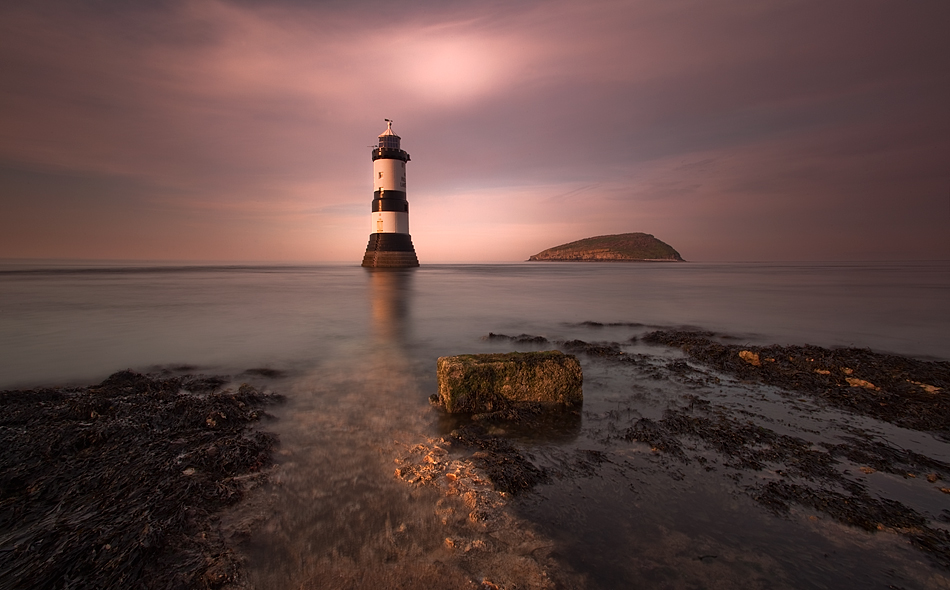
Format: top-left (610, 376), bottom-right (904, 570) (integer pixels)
top-left (528, 232), bottom-right (684, 262)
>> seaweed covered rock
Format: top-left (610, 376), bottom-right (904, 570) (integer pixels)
top-left (642, 330), bottom-right (950, 434)
top-left (435, 351), bottom-right (582, 413)
top-left (0, 370), bottom-right (283, 590)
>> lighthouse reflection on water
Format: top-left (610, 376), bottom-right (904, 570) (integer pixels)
top-left (367, 269), bottom-right (413, 351)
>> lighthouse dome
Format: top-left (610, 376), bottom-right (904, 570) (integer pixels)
top-left (378, 120), bottom-right (401, 149)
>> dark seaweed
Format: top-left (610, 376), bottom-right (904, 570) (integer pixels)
top-left (448, 423), bottom-right (549, 495)
top-left (642, 330), bottom-right (950, 434)
top-left (483, 333), bottom-right (550, 345)
top-left (0, 371), bottom-right (283, 590)
top-left (486, 329), bottom-right (950, 567)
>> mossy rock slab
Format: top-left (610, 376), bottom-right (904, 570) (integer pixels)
top-left (436, 351), bottom-right (583, 413)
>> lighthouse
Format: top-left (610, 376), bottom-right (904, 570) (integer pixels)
top-left (361, 120), bottom-right (420, 268)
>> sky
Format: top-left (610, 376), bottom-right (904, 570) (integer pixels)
top-left (0, 0), bottom-right (948, 262)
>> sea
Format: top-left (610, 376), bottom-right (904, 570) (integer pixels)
top-left (1, 260), bottom-right (949, 588)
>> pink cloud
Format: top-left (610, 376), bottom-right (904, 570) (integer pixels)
top-left (0, 0), bottom-right (947, 261)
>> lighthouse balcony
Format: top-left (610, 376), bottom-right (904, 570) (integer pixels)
top-left (372, 147), bottom-right (410, 162)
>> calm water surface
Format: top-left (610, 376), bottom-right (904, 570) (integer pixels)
top-left (1, 261), bottom-right (947, 388)
top-left (1, 261), bottom-right (948, 588)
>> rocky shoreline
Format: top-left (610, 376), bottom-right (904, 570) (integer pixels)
top-left (4, 330), bottom-right (950, 589)
top-left (0, 371), bottom-right (283, 590)
top-left (395, 329), bottom-right (950, 586)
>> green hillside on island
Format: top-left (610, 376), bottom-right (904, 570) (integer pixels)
top-left (528, 233), bottom-right (684, 262)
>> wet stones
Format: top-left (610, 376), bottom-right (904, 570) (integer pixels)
top-left (608, 395), bottom-right (950, 566)
top-left (394, 437), bottom-right (507, 524)
top-left (422, 327), bottom-right (950, 575)
top-left (483, 333), bottom-right (550, 345)
top-left (0, 370), bottom-right (283, 590)
top-left (738, 350), bottom-right (761, 366)
top-left (435, 351), bottom-right (582, 414)
top-left (642, 330), bottom-right (950, 435)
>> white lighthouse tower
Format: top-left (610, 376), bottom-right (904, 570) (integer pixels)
top-left (361, 120), bottom-right (420, 268)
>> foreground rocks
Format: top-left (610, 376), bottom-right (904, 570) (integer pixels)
top-left (392, 422), bottom-right (570, 590)
top-left (641, 330), bottom-right (950, 435)
top-left (434, 351), bottom-right (582, 413)
top-left (422, 329), bottom-right (950, 575)
top-left (0, 371), bottom-right (283, 590)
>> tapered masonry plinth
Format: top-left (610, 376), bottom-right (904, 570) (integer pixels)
top-left (361, 233), bottom-right (419, 268)
top-left (360, 120), bottom-right (420, 269)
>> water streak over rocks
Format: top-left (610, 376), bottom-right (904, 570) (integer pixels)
top-left (393, 427), bottom-right (573, 589)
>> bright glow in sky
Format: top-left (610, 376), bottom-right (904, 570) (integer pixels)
top-left (0, 0), bottom-right (948, 262)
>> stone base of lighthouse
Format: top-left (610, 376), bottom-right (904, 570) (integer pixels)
top-left (361, 233), bottom-right (419, 268)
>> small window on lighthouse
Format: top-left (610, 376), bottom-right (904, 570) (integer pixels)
top-left (378, 172), bottom-right (383, 179)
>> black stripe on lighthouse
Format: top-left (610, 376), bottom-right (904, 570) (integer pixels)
top-left (365, 233), bottom-right (416, 252)
top-left (373, 199), bottom-right (409, 213)
top-left (373, 189), bottom-right (407, 200)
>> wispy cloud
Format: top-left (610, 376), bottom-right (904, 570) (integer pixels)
top-left (1, 0), bottom-right (947, 261)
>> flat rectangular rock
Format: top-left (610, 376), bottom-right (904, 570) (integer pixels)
top-left (436, 351), bottom-right (583, 413)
